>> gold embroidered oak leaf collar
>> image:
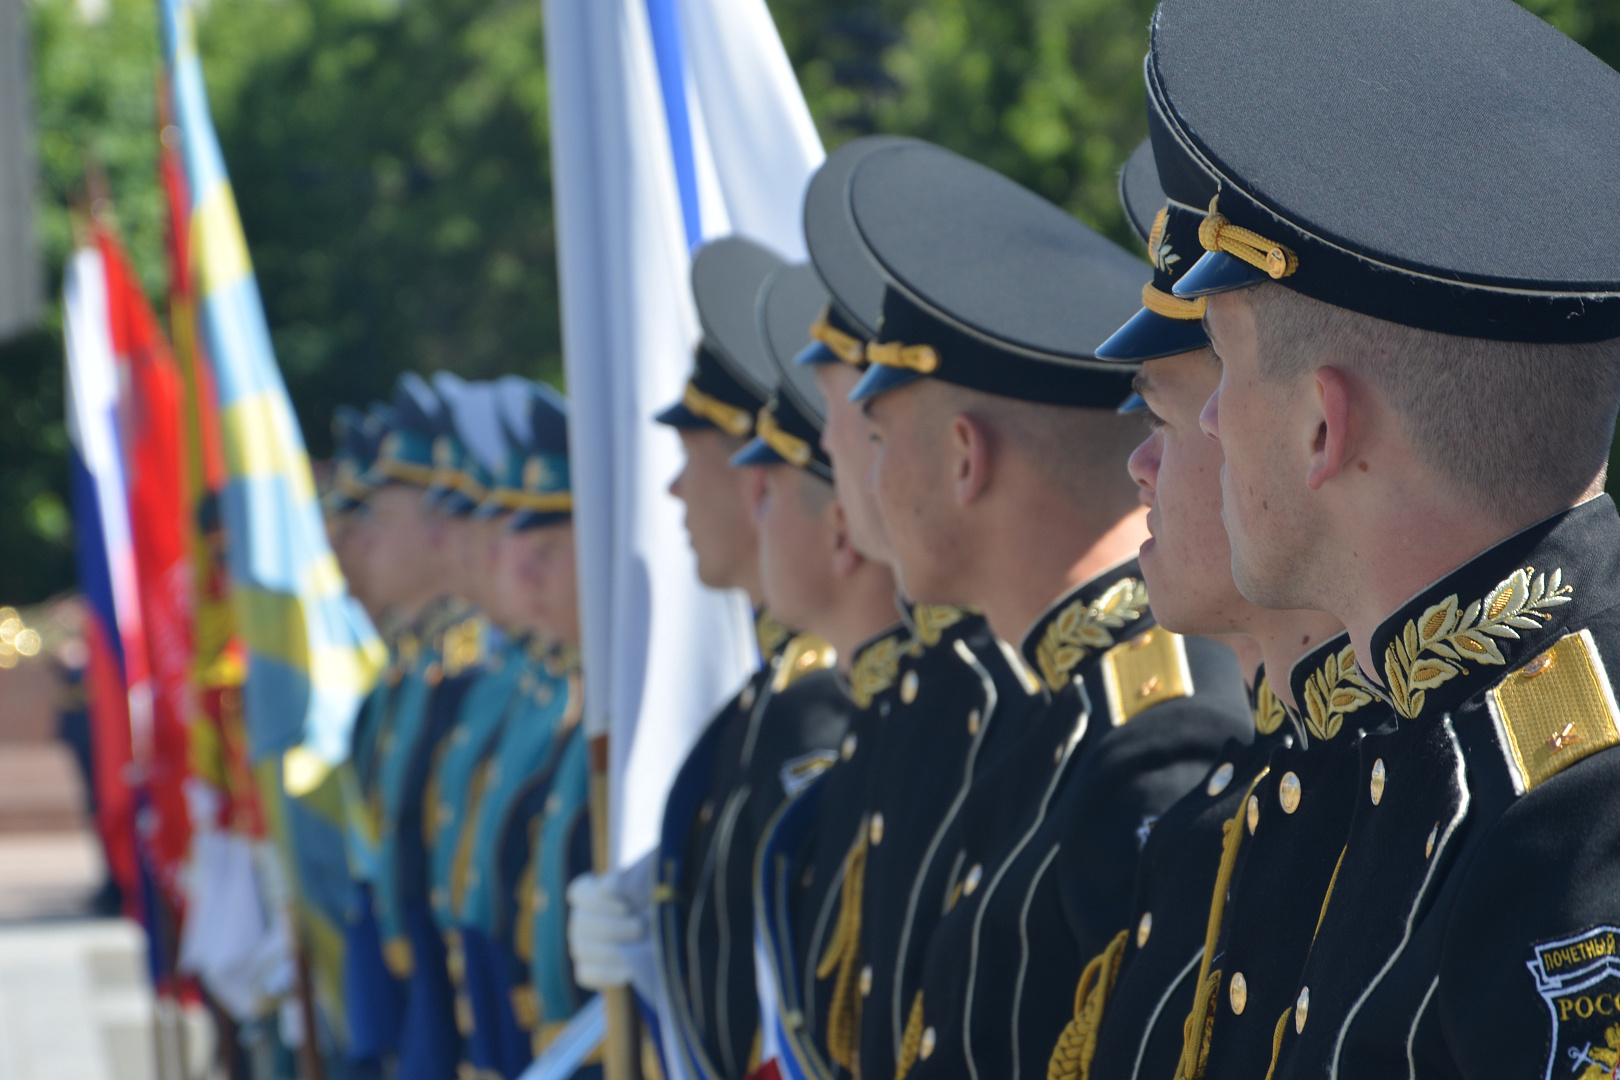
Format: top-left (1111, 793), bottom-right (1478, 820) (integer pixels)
top-left (756, 608), bottom-right (793, 663)
top-left (1251, 671), bottom-right (1289, 737)
top-left (1020, 563), bottom-right (1152, 693)
top-left (1283, 632), bottom-right (1379, 744)
top-left (846, 623), bottom-right (912, 709)
top-left (1362, 499), bottom-right (1620, 722)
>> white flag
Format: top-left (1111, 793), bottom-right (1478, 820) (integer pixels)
top-left (543, 0), bottom-right (824, 867)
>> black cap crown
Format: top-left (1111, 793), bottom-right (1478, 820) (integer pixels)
top-left (732, 264), bottom-right (836, 481)
top-left (845, 142), bottom-right (1150, 407)
top-left (799, 136), bottom-right (922, 368)
top-left (655, 237), bottom-right (786, 435)
top-left (1097, 124), bottom-right (1217, 364)
top-left (1153, 0), bottom-right (1620, 342)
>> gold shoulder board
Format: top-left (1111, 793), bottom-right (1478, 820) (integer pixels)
top-left (774, 633), bottom-right (837, 691)
top-left (1100, 628), bottom-right (1193, 726)
top-left (1487, 629), bottom-right (1620, 795)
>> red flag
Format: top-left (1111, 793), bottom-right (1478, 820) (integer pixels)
top-left (159, 92), bottom-right (261, 839)
top-left (99, 222), bottom-right (195, 892)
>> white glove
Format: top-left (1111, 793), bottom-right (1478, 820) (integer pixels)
top-left (567, 871), bottom-right (647, 990)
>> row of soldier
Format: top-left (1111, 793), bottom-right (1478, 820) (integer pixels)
top-left (322, 2), bottom-right (1620, 1079)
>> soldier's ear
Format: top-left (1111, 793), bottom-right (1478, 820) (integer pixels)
top-left (950, 412), bottom-right (992, 508)
top-left (1306, 366), bottom-right (1353, 492)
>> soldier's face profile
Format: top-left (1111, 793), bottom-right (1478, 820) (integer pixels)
top-left (1202, 291), bottom-right (1319, 610)
top-left (753, 466), bottom-right (837, 632)
top-left (1128, 348), bottom-right (1252, 636)
top-left (497, 521), bottom-right (580, 644)
top-left (811, 363), bottom-right (894, 567)
top-left (671, 428), bottom-right (763, 591)
top-left (353, 483), bottom-right (439, 611)
top-left (862, 381), bottom-right (962, 605)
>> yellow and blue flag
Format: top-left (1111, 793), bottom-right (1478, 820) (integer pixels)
top-left (159, 0), bottom-right (386, 1039)
top-left (158, 0), bottom-right (385, 774)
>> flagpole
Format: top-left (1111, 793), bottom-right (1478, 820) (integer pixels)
top-left (589, 732), bottom-right (641, 1080)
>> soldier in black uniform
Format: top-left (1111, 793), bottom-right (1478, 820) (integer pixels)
top-left (1041, 136), bottom-right (1361, 1080)
top-left (568, 237), bottom-right (858, 1080)
top-left (1147, 0), bottom-right (1620, 1073)
top-left (753, 137), bottom-right (1053, 1080)
top-left (842, 140), bottom-right (1253, 1080)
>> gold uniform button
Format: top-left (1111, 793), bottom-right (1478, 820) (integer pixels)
top-left (1370, 758), bottom-right (1386, 805)
top-left (869, 813), bottom-right (885, 846)
top-left (1295, 986), bottom-right (1309, 1032)
top-left (1246, 795), bottom-right (1260, 835)
top-left (963, 863), bottom-right (983, 896)
top-left (1229, 972), bottom-right (1248, 1015)
top-left (1425, 823), bottom-right (1438, 859)
top-left (740, 684), bottom-right (757, 710)
top-left (1279, 771), bottom-right (1301, 814)
top-left (901, 670), bottom-right (920, 704)
top-left (920, 1027), bottom-right (936, 1060)
top-left (859, 965), bottom-right (873, 997)
top-left (698, 801), bottom-right (714, 825)
top-left (1054, 744), bottom-right (1064, 764)
top-left (841, 733), bottom-right (858, 761)
top-left (1206, 762), bottom-right (1234, 797)
top-left (966, 709), bottom-right (981, 736)
top-left (1136, 911), bottom-right (1153, 948)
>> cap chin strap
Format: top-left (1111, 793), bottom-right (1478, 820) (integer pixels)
top-left (1198, 195), bottom-right (1299, 280)
top-left (1140, 282), bottom-right (1207, 320)
top-left (755, 407), bottom-right (812, 469)
top-left (865, 339), bottom-right (940, 374)
top-left (682, 382), bottom-right (754, 437)
top-left (809, 306), bottom-right (868, 365)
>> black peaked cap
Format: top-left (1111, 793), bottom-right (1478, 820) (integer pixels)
top-left (801, 135), bottom-right (922, 360)
top-left (1118, 139), bottom-right (1164, 245)
top-left (733, 264), bottom-right (835, 481)
top-left (655, 236), bottom-right (786, 433)
top-left (1096, 113), bottom-right (1216, 364)
top-left (847, 141), bottom-right (1150, 406)
top-left (1153, 0), bottom-right (1620, 342)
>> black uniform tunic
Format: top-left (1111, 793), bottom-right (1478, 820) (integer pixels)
top-left (658, 621), bottom-right (854, 1080)
top-left (898, 560), bottom-right (1251, 1080)
top-left (1228, 497), bottom-right (1620, 1079)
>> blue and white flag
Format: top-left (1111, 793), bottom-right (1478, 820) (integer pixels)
top-left (543, 0), bottom-right (823, 866)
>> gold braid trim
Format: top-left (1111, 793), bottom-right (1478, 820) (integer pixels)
top-left (1046, 929), bottom-right (1129, 1080)
top-left (1313, 846), bottom-right (1345, 944)
top-left (817, 830), bottom-right (869, 1071)
top-left (683, 381), bottom-right (754, 437)
top-left (810, 306), bottom-right (868, 366)
top-left (895, 992), bottom-right (925, 1080)
top-left (1261, 1008), bottom-right (1292, 1080)
top-left (1198, 196), bottom-right (1298, 281)
top-left (1174, 768), bottom-right (1268, 1079)
top-left (1140, 282), bottom-right (1207, 321)
top-left (757, 407), bottom-right (813, 468)
top-left (865, 340), bottom-right (940, 374)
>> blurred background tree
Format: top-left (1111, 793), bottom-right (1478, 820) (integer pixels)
top-left (5, 0), bottom-right (1620, 603)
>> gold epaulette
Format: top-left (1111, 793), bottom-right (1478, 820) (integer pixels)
top-left (1488, 629), bottom-right (1620, 795)
top-left (1100, 628), bottom-right (1193, 725)
top-left (442, 615), bottom-right (486, 677)
top-left (774, 633), bottom-right (836, 691)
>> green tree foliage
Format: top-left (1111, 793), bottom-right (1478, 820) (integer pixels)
top-left (6, 0), bottom-right (1620, 603)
